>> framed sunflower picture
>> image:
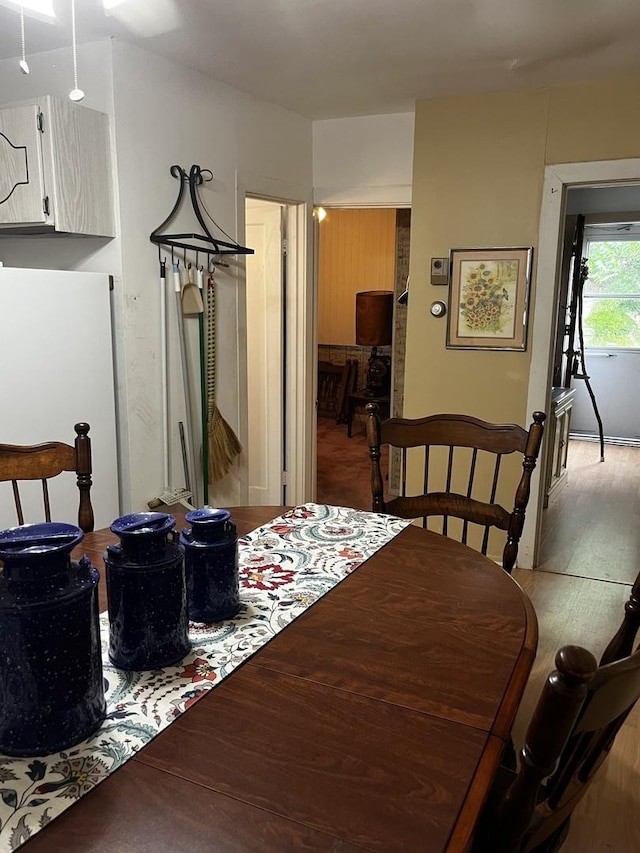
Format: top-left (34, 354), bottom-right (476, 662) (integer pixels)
top-left (446, 247), bottom-right (533, 350)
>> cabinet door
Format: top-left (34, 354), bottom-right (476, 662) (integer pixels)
top-left (0, 104), bottom-right (47, 226)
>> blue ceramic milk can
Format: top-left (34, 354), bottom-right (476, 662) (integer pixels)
top-left (0, 522), bottom-right (105, 756)
top-left (180, 508), bottom-right (240, 623)
top-left (105, 512), bottom-right (190, 670)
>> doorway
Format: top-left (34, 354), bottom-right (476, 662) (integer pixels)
top-left (523, 159), bottom-right (640, 569)
top-left (315, 207), bottom-right (411, 508)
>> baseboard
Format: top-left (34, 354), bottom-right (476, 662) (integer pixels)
top-left (570, 433), bottom-right (640, 448)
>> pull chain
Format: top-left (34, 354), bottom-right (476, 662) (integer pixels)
top-left (69, 0), bottom-right (85, 102)
top-left (19, 4), bottom-right (29, 74)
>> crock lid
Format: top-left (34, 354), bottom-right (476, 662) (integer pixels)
top-left (0, 522), bottom-right (84, 560)
top-left (185, 507), bottom-right (230, 525)
top-left (110, 512), bottom-right (175, 537)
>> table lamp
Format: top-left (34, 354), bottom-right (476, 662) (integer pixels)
top-left (355, 290), bottom-right (394, 397)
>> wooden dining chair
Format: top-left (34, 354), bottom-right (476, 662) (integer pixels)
top-left (0, 422), bottom-right (94, 532)
top-left (365, 405), bottom-right (546, 573)
top-left (475, 571), bottom-right (640, 852)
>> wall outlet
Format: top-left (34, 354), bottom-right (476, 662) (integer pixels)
top-left (430, 257), bottom-right (449, 285)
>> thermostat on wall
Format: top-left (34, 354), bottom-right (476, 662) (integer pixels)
top-left (430, 258), bottom-right (449, 285)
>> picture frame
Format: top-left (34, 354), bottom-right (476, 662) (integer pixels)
top-left (446, 247), bottom-right (533, 350)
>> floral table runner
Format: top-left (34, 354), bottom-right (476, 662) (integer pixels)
top-left (0, 503), bottom-right (410, 851)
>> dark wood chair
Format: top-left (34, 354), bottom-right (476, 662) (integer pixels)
top-left (317, 360), bottom-right (357, 423)
top-left (0, 422), bottom-right (94, 533)
top-left (475, 572), bottom-right (640, 852)
top-left (365, 405), bottom-right (546, 573)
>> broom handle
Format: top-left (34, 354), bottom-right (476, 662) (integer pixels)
top-left (197, 267), bottom-right (209, 504)
top-left (206, 269), bottom-right (217, 402)
top-left (159, 258), bottom-right (169, 491)
top-left (174, 263), bottom-right (198, 504)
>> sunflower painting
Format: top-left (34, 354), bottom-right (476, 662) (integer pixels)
top-left (447, 248), bottom-right (532, 350)
top-left (459, 260), bottom-right (517, 336)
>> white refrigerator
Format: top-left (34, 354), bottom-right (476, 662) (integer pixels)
top-left (0, 267), bottom-right (119, 531)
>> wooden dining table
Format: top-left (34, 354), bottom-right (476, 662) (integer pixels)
top-left (24, 505), bottom-right (537, 853)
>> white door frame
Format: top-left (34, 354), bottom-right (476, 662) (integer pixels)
top-left (236, 173), bottom-right (314, 507)
top-left (522, 158), bottom-right (640, 568)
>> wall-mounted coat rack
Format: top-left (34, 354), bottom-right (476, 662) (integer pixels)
top-left (150, 164), bottom-right (254, 256)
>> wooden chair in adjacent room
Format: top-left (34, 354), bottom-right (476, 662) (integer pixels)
top-left (0, 422), bottom-right (94, 532)
top-left (474, 571), bottom-right (640, 852)
top-left (365, 404), bottom-right (546, 573)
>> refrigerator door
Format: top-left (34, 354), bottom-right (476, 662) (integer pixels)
top-left (0, 267), bottom-right (119, 530)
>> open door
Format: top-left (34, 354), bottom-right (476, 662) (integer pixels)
top-left (245, 198), bottom-right (285, 504)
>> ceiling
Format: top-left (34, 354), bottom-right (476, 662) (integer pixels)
top-left (2, 0), bottom-right (640, 119)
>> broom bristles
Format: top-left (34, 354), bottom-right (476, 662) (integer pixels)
top-left (207, 398), bottom-right (242, 483)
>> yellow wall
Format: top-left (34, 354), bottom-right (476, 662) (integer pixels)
top-left (405, 71), bottom-right (640, 557)
top-left (318, 208), bottom-right (396, 344)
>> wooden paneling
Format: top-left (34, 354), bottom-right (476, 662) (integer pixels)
top-left (318, 208), bottom-right (396, 344)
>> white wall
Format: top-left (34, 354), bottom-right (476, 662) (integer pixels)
top-left (110, 40), bottom-right (313, 512)
top-left (313, 112), bottom-right (414, 206)
top-left (0, 38), bottom-right (313, 517)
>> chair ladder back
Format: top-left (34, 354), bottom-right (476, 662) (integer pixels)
top-left (366, 405), bottom-right (546, 573)
top-left (0, 423), bottom-right (94, 533)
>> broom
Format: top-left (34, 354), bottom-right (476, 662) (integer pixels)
top-left (205, 266), bottom-right (242, 483)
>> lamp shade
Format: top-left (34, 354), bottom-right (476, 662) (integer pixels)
top-left (355, 290), bottom-right (394, 347)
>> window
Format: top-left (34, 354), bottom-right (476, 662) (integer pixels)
top-left (583, 238), bottom-right (640, 349)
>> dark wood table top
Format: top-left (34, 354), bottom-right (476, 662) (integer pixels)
top-left (30, 506), bottom-right (537, 853)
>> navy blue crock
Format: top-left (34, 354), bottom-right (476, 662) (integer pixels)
top-left (0, 522), bottom-right (105, 757)
top-left (181, 508), bottom-right (240, 623)
top-left (105, 512), bottom-right (190, 670)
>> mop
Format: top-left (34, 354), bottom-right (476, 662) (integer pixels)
top-left (206, 265), bottom-right (242, 482)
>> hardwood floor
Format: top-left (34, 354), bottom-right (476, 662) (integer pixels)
top-left (513, 439), bottom-right (640, 852)
top-left (317, 427), bottom-right (640, 851)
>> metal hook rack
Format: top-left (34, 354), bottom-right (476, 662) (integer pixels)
top-left (150, 164), bottom-right (254, 256)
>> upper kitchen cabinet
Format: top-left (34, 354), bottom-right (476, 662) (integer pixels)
top-left (0, 95), bottom-right (114, 237)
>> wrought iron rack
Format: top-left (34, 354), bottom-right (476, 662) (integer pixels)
top-left (150, 164), bottom-right (254, 257)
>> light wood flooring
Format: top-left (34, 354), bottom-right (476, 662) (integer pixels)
top-left (317, 426), bottom-right (640, 851)
top-left (514, 439), bottom-right (640, 852)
